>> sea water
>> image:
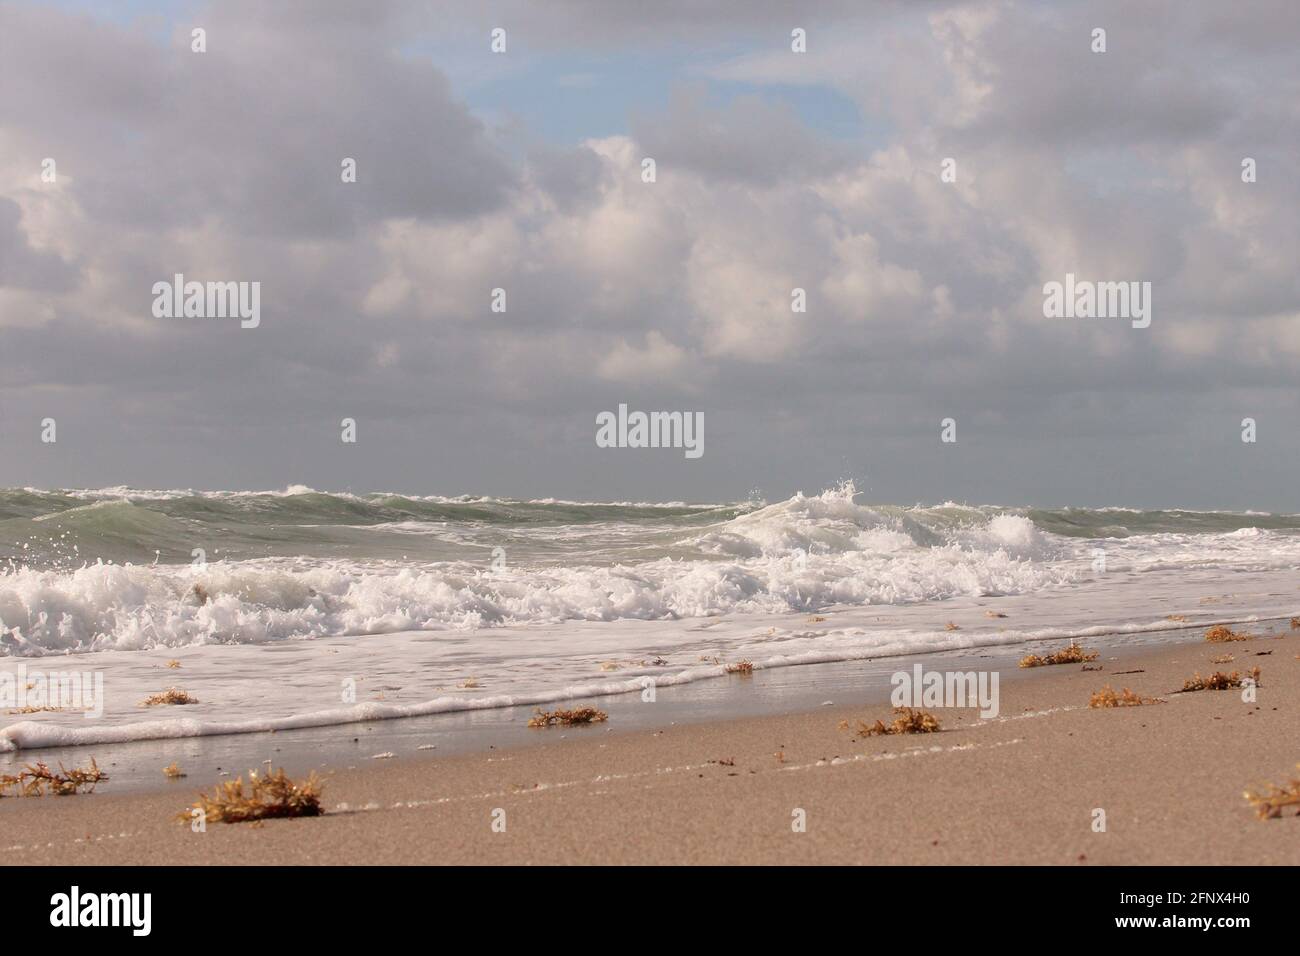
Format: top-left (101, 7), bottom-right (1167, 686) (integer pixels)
top-left (2, 482), bottom-right (1297, 749)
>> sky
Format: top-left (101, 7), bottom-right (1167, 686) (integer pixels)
top-left (0, 0), bottom-right (1298, 508)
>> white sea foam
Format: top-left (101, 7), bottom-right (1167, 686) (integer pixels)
top-left (4, 483), bottom-right (1300, 749)
top-left (0, 549), bottom-right (1064, 655)
top-left (54, 485), bottom-right (721, 509)
top-left (6, 482), bottom-right (1300, 657)
top-left (2, 565), bottom-right (1295, 752)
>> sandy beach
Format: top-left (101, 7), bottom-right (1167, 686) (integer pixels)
top-left (4, 626), bottom-right (1296, 865)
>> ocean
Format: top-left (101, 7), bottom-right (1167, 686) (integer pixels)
top-left (3, 482), bottom-right (1298, 750)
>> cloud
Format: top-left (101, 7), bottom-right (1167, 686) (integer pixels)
top-left (632, 86), bottom-right (853, 187)
top-left (0, 198), bottom-right (79, 292)
top-left (0, 1), bottom-right (515, 240)
top-left (0, 0), bottom-right (1297, 506)
top-left (527, 143), bottom-right (610, 212)
top-left (597, 331), bottom-right (696, 385)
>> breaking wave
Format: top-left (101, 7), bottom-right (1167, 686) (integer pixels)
top-left (3, 482), bottom-right (1299, 656)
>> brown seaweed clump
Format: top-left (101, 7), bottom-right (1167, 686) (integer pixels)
top-left (140, 687), bottom-right (198, 706)
top-left (527, 707), bottom-right (608, 728)
top-left (0, 758), bottom-right (108, 797)
top-left (725, 660), bottom-right (754, 675)
top-left (855, 707), bottom-right (941, 737)
top-left (1205, 625), bottom-right (1251, 643)
top-left (1019, 643), bottom-right (1099, 668)
top-left (1244, 765), bottom-right (1300, 820)
top-left (1089, 686), bottom-right (1163, 708)
top-left (179, 767), bottom-right (323, 824)
top-left (1180, 668), bottom-right (1261, 692)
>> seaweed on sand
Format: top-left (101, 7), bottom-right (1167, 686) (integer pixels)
top-left (527, 707), bottom-right (608, 728)
top-left (1244, 765), bottom-right (1300, 820)
top-left (179, 767), bottom-right (323, 824)
top-left (1019, 643), bottom-right (1099, 668)
top-left (854, 707), bottom-right (941, 738)
top-left (1089, 686), bottom-right (1163, 708)
top-left (1179, 668), bottom-right (1260, 692)
top-left (0, 758), bottom-right (107, 797)
top-left (140, 687), bottom-right (198, 706)
top-left (1205, 625), bottom-right (1251, 643)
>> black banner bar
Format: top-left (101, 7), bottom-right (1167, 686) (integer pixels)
top-left (9, 866), bottom-right (1283, 939)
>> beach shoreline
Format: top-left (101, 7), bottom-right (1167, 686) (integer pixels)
top-left (1, 603), bottom-right (1283, 791)
top-left (4, 625), bottom-right (1297, 865)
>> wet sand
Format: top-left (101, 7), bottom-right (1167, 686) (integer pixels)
top-left (3, 628), bottom-right (1297, 864)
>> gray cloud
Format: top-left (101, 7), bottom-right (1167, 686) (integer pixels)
top-left (631, 86), bottom-right (855, 187)
top-left (0, 199), bottom-right (78, 291)
top-left (526, 144), bottom-right (610, 212)
top-left (0, 2), bottom-right (515, 239)
top-left (0, 0), bottom-right (1297, 508)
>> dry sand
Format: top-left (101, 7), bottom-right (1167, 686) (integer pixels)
top-left (3, 630), bottom-right (1298, 865)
